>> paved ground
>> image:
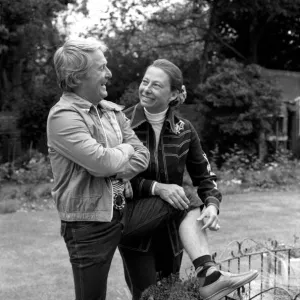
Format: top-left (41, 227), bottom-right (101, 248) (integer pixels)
top-left (0, 190), bottom-right (299, 300)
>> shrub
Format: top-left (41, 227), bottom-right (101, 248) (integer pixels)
top-left (0, 150), bottom-right (53, 184)
top-left (141, 274), bottom-right (203, 300)
top-left (17, 89), bottom-right (58, 149)
top-left (196, 59), bottom-right (282, 156)
top-left (214, 147), bottom-right (300, 192)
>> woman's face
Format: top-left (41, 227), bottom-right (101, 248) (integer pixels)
top-left (139, 66), bottom-right (178, 113)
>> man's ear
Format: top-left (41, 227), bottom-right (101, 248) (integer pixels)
top-left (72, 74), bottom-right (84, 87)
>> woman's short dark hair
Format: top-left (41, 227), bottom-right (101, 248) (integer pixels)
top-left (149, 59), bottom-right (183, 92)
top-left (148, 59), bottom-right (184, 107)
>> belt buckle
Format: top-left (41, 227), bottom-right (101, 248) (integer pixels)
top-left (113, 194), bottom-right (125, 210)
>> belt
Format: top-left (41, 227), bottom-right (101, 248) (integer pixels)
top-left (113, 193), bottom-right (126, 211)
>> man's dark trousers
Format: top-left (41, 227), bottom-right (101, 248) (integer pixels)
top-left (61, 196), bottom-right (182, 300)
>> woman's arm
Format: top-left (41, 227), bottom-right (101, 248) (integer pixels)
top-left (186, 122), bottom-right (222, 229)
top-left (186, 123), bottom-right (222, 208)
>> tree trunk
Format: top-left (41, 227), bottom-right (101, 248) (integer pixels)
top-left (258, 130), bottom-right (267, 161)
top-left (199, 0), bottom-right (218, 83)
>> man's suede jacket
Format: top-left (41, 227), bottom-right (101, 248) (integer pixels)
top-left (47, 92), bottom-right (150, 222)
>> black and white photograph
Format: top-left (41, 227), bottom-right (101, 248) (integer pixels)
top-left (0, 0), bottom-right (299, 299)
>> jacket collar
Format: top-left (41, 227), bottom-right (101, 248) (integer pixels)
top-left (61, 92), bottom-right (124, 113)
top-left (131, 103), bottom-right (178, 134)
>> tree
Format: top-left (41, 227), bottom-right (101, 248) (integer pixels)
top-left (81, 0), bottom-right (300, 97)
top-left (0, 0), bottom-right (75, 150)
top-left (209, 0), bottom-right (300, 70)
top-left (0, 0), bottom-right (75, 111)
top-left (88, 0), bottom-right (211, 103)
top-left (196, 59), bottom-right (282, 159)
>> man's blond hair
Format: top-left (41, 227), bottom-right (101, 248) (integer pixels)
top-left (54, 38), bottom-right (107, 91)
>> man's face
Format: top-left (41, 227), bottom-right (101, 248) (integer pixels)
top-left (80, 50), bottom-right (112, 104)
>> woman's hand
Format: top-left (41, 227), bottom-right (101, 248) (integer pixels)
top-left (154, 183), bottom-right (190, 210)
top-left (197, 205), bottom-right (220, 231)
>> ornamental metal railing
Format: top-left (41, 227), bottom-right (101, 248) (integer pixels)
top-left (212, 238), bottom-right (300, 300)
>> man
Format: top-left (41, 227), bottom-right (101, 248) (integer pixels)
top-left (47, 38), bottom-right (151, 300)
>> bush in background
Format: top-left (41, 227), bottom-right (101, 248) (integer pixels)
top-left (213, 146), bottom-right (300, 193)
top-left (0, 150), bottom-right (53, 213)
top-left (17, 89), bottom-right (58, 150)
top-left (196, 59), bottom-right (282, 158)
top-left (0, 150), bottom-right (52, 184)
top-left (0, 147), bottom-right (299, 214)
top-left (0, 150), bottom-right (53, 214)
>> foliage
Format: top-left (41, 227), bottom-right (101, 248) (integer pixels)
top-left (93, 0), bottom-right (300, 91)
top-left (96, 0), bottom-right (207, 62)
top-left (196, 58), bottom-right (282, 156)
top-left (0, 0), bottom-right (74, 150)
top-left (218, 144), bottom-right (263, 171)
top-left (0, 150), bottom-right (53, 185)
top-left (0, 0), bottom-right (74, 107)
top-left (214, 146), bottom-right (300, 192)
top-left (141, 273), bottom-right (203, 300)
top-left (118, 82), bottom-right (140, 108)
top-left (0, 0), bottom-right (299, 177)
top-left (90, 0), bottom-right (210, 103)
top-left (210, 0), bottom-right (300, 69)
top-left (17, 88), bottom-right (59, 149)
top-left (104, 43), bottom-right (151, 103)
top-left (0, 150), bottom-right (53, 211)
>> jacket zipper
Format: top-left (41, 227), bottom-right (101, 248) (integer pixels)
top-left (95, 106), bottom-right (114, 220)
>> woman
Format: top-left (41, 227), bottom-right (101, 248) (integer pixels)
top-left (119, 59), bottom-right (257, 300)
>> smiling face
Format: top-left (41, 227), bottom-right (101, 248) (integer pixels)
top-left (139, 66), bottom-right (178, 114)
top-left (77, 49), bottom-right (112, 105)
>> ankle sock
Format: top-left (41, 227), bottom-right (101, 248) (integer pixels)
top-left (193, 255), bottom-right (213, 270)
top-left (193, 255), bottom-right (221, 287)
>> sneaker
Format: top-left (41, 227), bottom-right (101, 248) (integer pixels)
top-left (199, 269), bottom-right (258, 300)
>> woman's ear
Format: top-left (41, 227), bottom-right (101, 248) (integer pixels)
top-left (169, 90), bottom-right (178, 103)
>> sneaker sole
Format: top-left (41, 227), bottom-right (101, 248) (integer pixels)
top-left (204, 271), bottom-right (259, 300)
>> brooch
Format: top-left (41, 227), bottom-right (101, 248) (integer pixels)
top-left (174, 120), bottom-right (185, 135)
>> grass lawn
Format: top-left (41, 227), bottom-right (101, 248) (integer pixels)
top-left (0, 189), bottom-right (299, 300)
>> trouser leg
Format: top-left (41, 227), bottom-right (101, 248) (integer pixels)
top-left (152, 229), bottom-right (183, 279)
top-left (121, 196), bottom-right (185, 238)
top-left (61, 211), bottom-right (123, 300)
top-left (119, 196), bottom-right (185, 299)
top-left (119, 247), bottom-right (157, 300)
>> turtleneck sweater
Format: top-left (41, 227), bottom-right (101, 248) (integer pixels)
top-left (144, 108), bottom-right (168, 150)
